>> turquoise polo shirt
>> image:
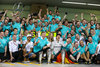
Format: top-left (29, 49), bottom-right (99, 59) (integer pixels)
top-left (78, 45), bottom-right (86, 55)
top-left (76, 26), bottom-right (82, 36)
top-left (61, 25), bottom-right (69, 35)
top-left (26, 23), bottom-right (35, 31)
top-left (0, 38), bottom-right (7, 53)
top-left (12, 22), bottom-right (21, 33)
top-left (33, 37), bottom-right (49, 53)
top-left (50, 24), bottom-right (58, 32)
top-left (88, 42), bottom-right (97, 54)
top-left (54, 15), bottom-right (61, 21)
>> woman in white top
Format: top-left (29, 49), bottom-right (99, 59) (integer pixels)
top-left (23, 34), bottom-right (36, 61)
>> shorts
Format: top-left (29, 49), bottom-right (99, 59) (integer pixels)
top-left (26, 51), bottom-right (34, 58)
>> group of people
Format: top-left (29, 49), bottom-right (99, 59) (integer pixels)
top-left (0, 7), bottom-right (100, 64)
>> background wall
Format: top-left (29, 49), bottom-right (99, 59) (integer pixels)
top-left (48, 7), bottom-right (100, 22)
top-left (0, 4), bottom-right (100, 22)
top-left (0, 4), bottom-right (30, 18)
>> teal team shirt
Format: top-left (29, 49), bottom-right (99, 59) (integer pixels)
top-left (66, 43), bottom-right (72, 51)
top-left (3, 36), bottom-right (10, 43)
top-left (22, 36), bottom-right (27, 41)
top-left (33, 37), bottom-right (49, 53)
top-left (88, 42), bottom-right (97, 54)
top-left (72, 46), bottom-right (79, 56)
top-left (78, 45), bottom-right (86, 55)
top-left (71, 35), bottom-right (76, 43)
top-left (92, 34), bottom-right (99, 43)
top-left (63, 41), bottom-right (72, 52)
top-left (61, 25), bottom-right (70, 38)
top-left (91, 24), bottom-right (96, 29)
top-left (50, 24), bottom-right (58, 32)
top-left (3, 25), bottom-right (11, 31)
top-left (0, 22), bottom-right (2, 26)
top-left (76, 26), bottom-right (82, 35)
top-left (0, 38), bottom-right (7, 53)
top-left (35, 26), bottom-right (41, 32)
top-left (26, 24), bottom-right (35, 31)
top-left (47, 14), bottom-right (53, 22)
top-left (54, 15), bottom-right (61, 21)
top-left (95, 29), bottom-right (100, 36)
top-left (41, 26), bottom-right (49, 32)
top-left (12, 22), bottom-right (21, 34)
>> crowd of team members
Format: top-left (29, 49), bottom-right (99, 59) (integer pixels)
top-left (0, 7), bottom-right (100, 64)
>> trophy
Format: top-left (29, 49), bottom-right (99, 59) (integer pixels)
top-left (39, 51), bottom-right (43, 64)
top-left (12, 2), bottom-right (25, 16)
top-left (61, 49), bottom-right (65, 64)
top-left (47, 49), bottom-right (51, 64)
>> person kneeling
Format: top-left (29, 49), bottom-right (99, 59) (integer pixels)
top-left (23, 34), bottom-right (36, 62)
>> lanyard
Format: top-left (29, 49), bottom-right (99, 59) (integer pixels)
top-left (13, 41), bottom-right (18, 46)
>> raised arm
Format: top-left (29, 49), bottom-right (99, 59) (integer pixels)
top-left (61, 14), bottom-right (67, 22)
top-left (1, 10), bottom-right (8, 21)
top-left (94, 15), bottom-right (98, 22)
top-left (38, 9), bottom-right (42, 19)
top-left (11, 11), bottom-right (18, 22)
top-left (26, 14), bottom-right (30, 25)
top-left (46, 8), bottom-right (49, 15)
top-left (54, 6), bottom-right (57, 15)
top-left (81, 13), bottom-right (84, 20)
top-left (75, 14), bottom-right (78, 21)
top-left (90, 13), bottom-right (93, 20)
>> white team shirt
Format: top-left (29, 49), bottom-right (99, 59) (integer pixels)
top-left (97, 43), bottom-right (100, 54)
top-left (23, 40), bottom-right (34, 52)
top-left (51, 40), bottom-right (63, 55)
top-left (9, 40), bottom-right (21, 52)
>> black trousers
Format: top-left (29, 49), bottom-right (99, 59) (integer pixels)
top-left (96, 54), bottom-right (100, 61)
top-left (90, 54), bottom-right (97, 63)
top-left (0, 53), bottom-right (4, 61)
top-left (34, 47), bottom-right (50, 61)
top-left (12, 50), bottom-right (23, 62)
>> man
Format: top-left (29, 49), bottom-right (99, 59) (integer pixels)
top-left (54, 11), bottom-right (61, 21)
top-left (75, 34), bottom-right (86, 46)
top-left (0, 31), bottom-right (7, 62)
top-left (10, 28), bottom-right (20, 40)
top-left (22, 30), bottom-right (29, 42)
top-left (2, 19), bottom-right (11, 31)
top-left (70, 41), bottom-right (80, 62)
top-left (49, 18), bottom-right (58, 32)
top-left (90, 28), bottom-right (99, 44)
top-left (90, 20), bottom-right (95, 29)
top-left (9, 34), bottom-right (23, 62)
top-left (87, 36), bottom-right (97, 63)
top-left (4, 29), bottom-right (11, 43)
top-left (46, 8), bottom-right (53, 22)
top-left (33, 32), bottom-right (50, 60)
top-left (23, 34), bottom-right (36, 61)
top-left (78, 40), bottom-right (88, 62)
top-left (12, 16), bottom-right (21, 34)
top-left (51, 34), bottom-right (63, 61)
top-left (26, 18), bottom-right (35, 31)
top-left (76, 21), bottom-right (82, 36)
top-left (63, 37), bottom-right (72, 55)
top-left (71, 30), bottom-right (76, 43)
